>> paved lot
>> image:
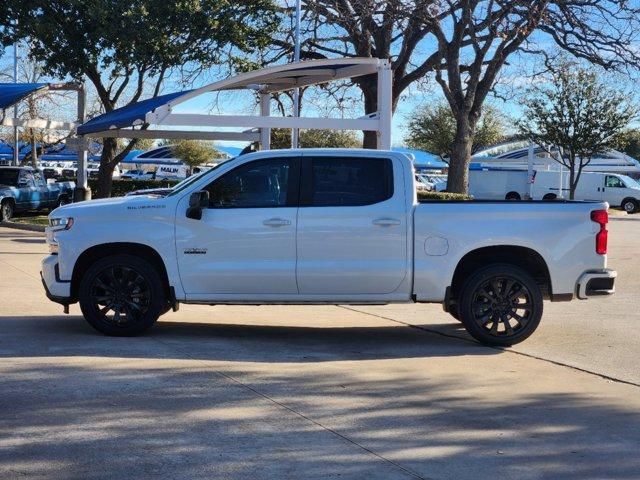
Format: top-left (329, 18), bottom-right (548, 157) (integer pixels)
top-left (0, 221), bottom-right (639, 479)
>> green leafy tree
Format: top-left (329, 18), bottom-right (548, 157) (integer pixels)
top-left (171, 140), bottom-right (222, 169)
top-left (1, 0), bottom-right (279, 197)
top-left (612, 129), bottom-right (640, 160)
top-left (406, 104), bottom-right (505, 159)
top-left (519, 63), bottom-right (636, 199)
top-left (270, 128), bottom-right (360, 149)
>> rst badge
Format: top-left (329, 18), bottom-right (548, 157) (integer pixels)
top-left (183, 248), bottom-right (207, 255)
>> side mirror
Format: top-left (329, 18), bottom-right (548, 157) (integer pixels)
top-left (186, 190), bottom-right (209, 220)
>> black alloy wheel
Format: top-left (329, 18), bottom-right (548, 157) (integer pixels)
top-left (79, 255), bottom-right (164, 336)
top-left (459, 264), bottom-right (543, 346)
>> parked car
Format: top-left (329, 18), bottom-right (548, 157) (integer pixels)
top-left (121, 169), bottom-right (156, 180)
top-left (416, 173), bottom-right (448, 192)
top-left (125, 172), bottom-right (205, 197)
top-left (0, 166), bottom-right (75, 221)
top-left (61, 168), bottom-right (76, 179)
top-left (532, 171), bottom-right (640, 213)
top-left (42, 167), bottom-right (61, 180)
top-left (42, 149), bottom-right (616, 346)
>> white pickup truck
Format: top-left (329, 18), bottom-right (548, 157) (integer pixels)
top-left (41, 149), bottom-right (616, 346)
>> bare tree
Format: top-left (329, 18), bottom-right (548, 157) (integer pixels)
top-left (292, 1), bottom-right (640, 193)
top-left (0, 53), bottom-right (74, 166)
top-left (519, 61), bottom-right (636, 199)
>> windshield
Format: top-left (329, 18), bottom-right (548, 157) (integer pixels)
top-left (167, 160), bottom-right (230, 197)
top-left (0, 169), bottom-right (19, 186)
top-left (620, 175), bottom-right (640, 189)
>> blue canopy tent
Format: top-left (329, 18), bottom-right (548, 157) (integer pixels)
top-left (75, 58), bottom-right (394, 150)
top-left (77, 91), bottom-right (192, 136)
top-left (0, 82), bottom-right (88, 198)
top-left (0, 83), bottom-right (47, 110)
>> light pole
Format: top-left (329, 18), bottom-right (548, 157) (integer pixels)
top-left (12, 37), bottom-right (19, 166)
top-left (291, 0), bottom-right (301, 148)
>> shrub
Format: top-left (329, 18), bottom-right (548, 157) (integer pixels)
top-left (418, 191), bottom-right (472, 201)
top-left (60, 178), bottom-right (180, 197)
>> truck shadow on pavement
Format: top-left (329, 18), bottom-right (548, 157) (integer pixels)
top-left (0, 314), bottom-right (481, 363)
top-left (0, 316), bottom-right (639, 480)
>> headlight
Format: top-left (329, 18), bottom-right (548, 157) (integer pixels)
top-left (49, 217), bottom-right (74, 231)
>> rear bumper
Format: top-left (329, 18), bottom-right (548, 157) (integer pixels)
top-left (41, 254), bottom-right (73, 305)
top-left (576, 269), bottom-right (616, 299)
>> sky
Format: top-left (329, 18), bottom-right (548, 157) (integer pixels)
top-left (1, 4), bottom-right (639, 151)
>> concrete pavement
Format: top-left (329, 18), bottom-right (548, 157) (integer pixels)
top-left (0, 225), bottom-right (639, 479)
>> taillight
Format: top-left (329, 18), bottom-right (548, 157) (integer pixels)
top-left (591, 210), bottom-right (608, 255)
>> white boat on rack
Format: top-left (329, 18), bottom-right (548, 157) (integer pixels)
top-left (472, 140), bottom-right (640, 178)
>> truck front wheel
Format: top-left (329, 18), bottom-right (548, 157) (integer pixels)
top-left (458, 264), bottom-right (543, 346)
top-left (79, 254), bottom-right (165, 336)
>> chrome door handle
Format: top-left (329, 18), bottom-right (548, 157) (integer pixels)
top-left (263, 217), bottom-right (291, 227)
top-left (372, 218), bottom-right (401, 227)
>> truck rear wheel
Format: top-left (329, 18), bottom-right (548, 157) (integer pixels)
top-left (458, 264), bottom-right (543, 346)
top-left (1, 200), bottom-right (14, 221)
top-left (79, 254), bottom-right (165, 336)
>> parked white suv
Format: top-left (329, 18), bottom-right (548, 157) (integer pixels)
top-left (41, 149), bottom-right (616, 346)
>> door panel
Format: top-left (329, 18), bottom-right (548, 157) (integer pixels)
top-left (176, 157), bottom-right (300, 296)
top-left (296, 155), bottom-right (407, 295)
top-left (177, 207), bottom-right (298, 294)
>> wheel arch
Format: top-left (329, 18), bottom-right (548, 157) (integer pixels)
top-left (449, 245), bottom-right (552, 303)
top-left (0, 196), bottom-right (16, 218)
top-left (71, 242), bottom-right (171, 301)
top-left (505, 191), bottom-right (521, 200)
top-left (1, 196), bottom-right (15, 207)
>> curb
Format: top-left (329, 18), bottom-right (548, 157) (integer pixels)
top-left (0, 221), bottom-right (46, 233)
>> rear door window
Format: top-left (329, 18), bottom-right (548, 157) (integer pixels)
top-left (302, 157), bottom-right (394, 206)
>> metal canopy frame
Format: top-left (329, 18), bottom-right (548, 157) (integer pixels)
top-left (0, 82), bottom-right (83, 134)
top-left (81, 58), bottom-right (393, 150)
top-left (1, 82), bottom-right (88, 196)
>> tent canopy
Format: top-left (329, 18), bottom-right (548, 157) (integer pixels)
top-left (0, 83), bottom-right (47, 110)
top-left (77, 90), bottom-right (191, 136)
top-left (75, 58), bottom-right (393, 149)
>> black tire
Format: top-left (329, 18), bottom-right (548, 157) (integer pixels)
top-left (543, 193), bottom-right (557, 201)
top-left (79, 254), bottom-right (165, 336)
top-left (505, 192), bottom-right (521, 201)
top-left (448, 303), bottom-right (461, 322)
top-left (159, 303), bottom-right (173, 316)
top-left (621, 198), bottom-right (639, 214)
top-left (458, 264), bottom-right (543, 346)
top-left (1, 200), bottom-right (14, 221)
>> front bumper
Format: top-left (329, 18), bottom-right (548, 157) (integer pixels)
top-left (41, 254), bottom-right (72, 305)
top-left (576, 269), bottom-right (616, 299)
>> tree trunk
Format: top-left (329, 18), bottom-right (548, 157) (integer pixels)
top-left (96, 138), bottom-right (118, 198)
top-left (447, 118), bottom-right (475, 194)
top-left (568, 165), bottom-right (576, 200)
top-left (361, 78), bottom-right (378, 149)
